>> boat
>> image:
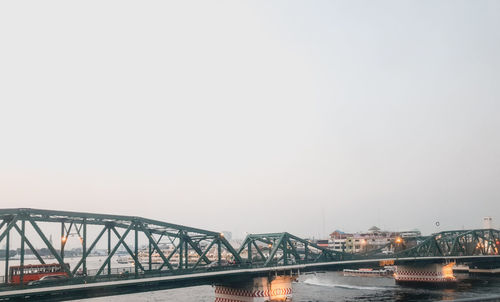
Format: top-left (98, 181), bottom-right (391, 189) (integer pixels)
top-left (116, 256), bottom-right (129, 264)
top-left (117, 252), bottom-right (164, 265)
top-left (343, 268), bottom-right (394, 277)
top-left (452, 264), bottom-right (469, 273)
top-left (394, 263), bottom-right (458, 287)
top-left (469, 267), bottom-right (500, 275)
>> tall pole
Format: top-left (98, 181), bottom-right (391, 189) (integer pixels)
top-left (20, 219), bottom-right (25, 286)
top-left (4, 229), bottom-right (9, 284)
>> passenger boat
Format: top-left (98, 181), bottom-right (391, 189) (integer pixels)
top-left (118, 252), bottom-right (164, 265)
top-left (116, 256), bottom-right (129, 264)
top-left (343, 268), bottom-right (394, 277)
top-left (452, 264), bottom-right (469, 273)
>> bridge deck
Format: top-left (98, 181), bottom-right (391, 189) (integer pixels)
top-left (1, 256), bottom-right (499, 301)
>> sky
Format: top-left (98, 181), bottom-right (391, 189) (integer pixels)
top-left (0, 0), bottom-right (499, 240)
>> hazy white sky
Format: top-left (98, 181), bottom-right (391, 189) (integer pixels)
top-left (1, 1), bottom-right (499, 239)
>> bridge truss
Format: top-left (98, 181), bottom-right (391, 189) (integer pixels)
top-left (236, 232), bottom-right (352, 266)
top-left (395, 229), bottom-right (500, 258)
top-left (0, 208), bottom-right (241, 284)
top-left (0, 208), bottom-right (499, 290)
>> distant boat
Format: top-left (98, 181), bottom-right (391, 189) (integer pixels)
top-left (116, 256), bottom-right (129, 264)
top-left (343, 268), bottom-right (394, 277)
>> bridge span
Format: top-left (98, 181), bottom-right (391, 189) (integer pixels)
top-left (0, 208), bottom-right (499, 301)
top-left (1, 255), bottom-right (500, 301)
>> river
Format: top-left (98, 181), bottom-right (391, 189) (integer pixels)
top-left (74, 271), bottom-right (500, 302)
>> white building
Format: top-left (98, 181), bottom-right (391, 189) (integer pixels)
top-left (483, 217), bottom-right (493, 229)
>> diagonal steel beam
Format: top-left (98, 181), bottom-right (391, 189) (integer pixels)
top-left (72, 226), bottom-right (107, 275)
top-left (191, 239), bottom-right (217, 270)
top-left (237, 237), bottom-right (250, 255)
top-left (138, 223), bottom-right (173, 271)
top-left (28, 217), bottom-right (73, 277)
top-left (111, 226), bottom-right (145, 272)
top-left (12, 224), bottom-right (45, 264)
top-left (252, 241), bottom-right (266, 262)
top-left (264, 233), bottom-right (285, 267)
top-left (159, 241), bottom-right (181, 270)
top-left (220, 237), bottom-right (242, 263)
top-left (186, 237), bottom-right (211, 265)
top-left (149, 234), bottom-right (164, 255)
top-left (95, 224), bottom-right (134, 276)
top-left (286, 238), bottom-right (301, 262)
top-left (0, 217), bottom-right (18, 243)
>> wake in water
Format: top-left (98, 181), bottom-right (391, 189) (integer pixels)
top-left (300, 273), bottom-right (492, 301)
top-left (302, 276), bottom-right (388, 291)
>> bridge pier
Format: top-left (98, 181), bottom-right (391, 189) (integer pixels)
top-left (395, 263), bottom-right (457, 287)
top-left (215, 274), bottom-right (296, 302)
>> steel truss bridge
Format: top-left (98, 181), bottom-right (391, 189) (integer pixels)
top-left (0, 208), bottom-right (499, 301)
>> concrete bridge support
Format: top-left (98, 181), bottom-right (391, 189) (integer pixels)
top-left (395, 263), bottom-right (456, 286)
top-left (214, 275), bottom-right (296, 302)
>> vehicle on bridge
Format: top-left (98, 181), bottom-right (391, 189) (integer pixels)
top-left (9, 263), bottom-right (69, 285)
top-left (27, 274), bottom-right (69, 286)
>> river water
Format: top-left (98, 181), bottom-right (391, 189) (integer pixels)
top-left (73, 271), bottom-right (500, 302)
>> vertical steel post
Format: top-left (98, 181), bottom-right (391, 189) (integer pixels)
top-left (134, 224), bottom-right (138, 277)
top-left (184, 240), bottom-right (188, 269)
top-left (4, 229), bottom-right (9, 284)
top-left (82, 219), bottom-right (87, 275)
top-left (179, 238), bottom-right (183, 270)
top-left (218, 239), bottom-right (222, 267)
top-left (20, 219), bottom-right (25, 286)
top-left (61, 222), bottom-right (65, 260)
top-left (304, 243), bottom-right (308, 262)
top-left (107, 226), bottom-right (111, 276)
top-left (283, 240), bottom-right (288, 266)
top-left (148, 241), bottom-right (152, 271)
top-left (248, 241), bottom-right (252, 264)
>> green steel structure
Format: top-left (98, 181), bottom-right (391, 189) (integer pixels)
top-left (0, 208), bottom-right (499, 296)
top-left (394, 229), bottom-right (500, 258)
top-left (236, 232), bottom-right (354, 266)
top-left (0, 208), bottom-right (241, 285)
